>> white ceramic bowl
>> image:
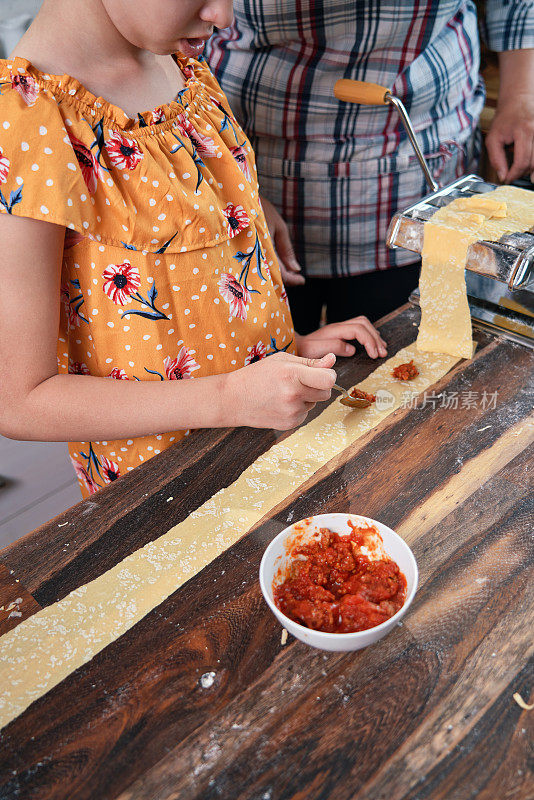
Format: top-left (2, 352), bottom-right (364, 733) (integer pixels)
top-left (259, 513), bottom-right (418, 652)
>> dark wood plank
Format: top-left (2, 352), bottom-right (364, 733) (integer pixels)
top-left (0, 564), bottom-right (41, 636)
top-left (398, 664), bottom-right (533, 800)
top-left (116, 463), bottom-right (533, 800)
top-left (257, 334), bottom-right (533, 538)
top-left (0, 331), bottom-right (531, 800)
top-left (474, 680), bottom-right (534, 800)
top-left (0, 307), bottom-right (528, 800)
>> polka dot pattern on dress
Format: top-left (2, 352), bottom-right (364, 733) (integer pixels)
top-left (0, 52), bottom-right (295, 498)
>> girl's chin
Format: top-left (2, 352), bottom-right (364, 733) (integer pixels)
top-left (176, 38), bottom-right (207, 58)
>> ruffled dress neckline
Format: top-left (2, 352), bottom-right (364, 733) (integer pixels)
top-left (0, 52), bottom-right (199, 133)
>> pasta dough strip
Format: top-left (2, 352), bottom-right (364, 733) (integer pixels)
top-left (417, 186), bottom-right (534, 359)
top-left (0, 344), bottom-right (460, 729)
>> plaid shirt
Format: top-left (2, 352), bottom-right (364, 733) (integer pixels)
top-left (207, 0), bottom-right (534, 277)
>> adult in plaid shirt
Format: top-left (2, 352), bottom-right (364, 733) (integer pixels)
top-left (208, 1), bottom-right (534, 333)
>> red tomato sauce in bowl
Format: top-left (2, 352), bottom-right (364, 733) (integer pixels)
top-left (273, 525), bottom-right (407, 633)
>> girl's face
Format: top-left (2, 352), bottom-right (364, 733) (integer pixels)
top-left (101, 0), bottom-right (234, 56)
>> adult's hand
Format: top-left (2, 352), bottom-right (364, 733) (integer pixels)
top-left (260, 194), bottom-right (305, 286)
top-left (485, 49), bottom-right (534, 184)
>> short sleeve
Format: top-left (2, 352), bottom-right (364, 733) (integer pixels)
top-left (0, 61), bottom-right (237, 253)
top-left (483, 0), bottom-right (534, 52)
top-left (0, 71), bottom-right (101, 235)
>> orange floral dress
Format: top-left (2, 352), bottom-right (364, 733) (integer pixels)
top-left (0, 53), bottom-right (295, 496)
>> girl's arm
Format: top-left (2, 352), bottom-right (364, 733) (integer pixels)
top-left (0, 215), bottom-right (337, 441)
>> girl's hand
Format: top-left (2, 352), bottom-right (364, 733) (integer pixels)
top-left (296, 317), bottom-right (388, 360)
top-left (224, 352), bottom-right (336, 430)
top-left (260, 195), bottom-right (305, 286)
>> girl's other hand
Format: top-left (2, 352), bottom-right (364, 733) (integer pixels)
top-left (224, 352), bottom-right (336, 430)
top-left (296, 317), bottom-right (388, 360)
top-left (260, 195), bottom-right (305, 286)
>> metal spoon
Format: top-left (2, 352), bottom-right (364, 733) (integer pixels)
top-left (333, 384), bottom-right (372, 409)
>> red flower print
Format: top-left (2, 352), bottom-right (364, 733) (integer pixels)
top-left (109, 367), bottom-right (129, 380)
top-left (67, 133), bottom-right (104, 193)
top-left (245, 341), bottom-right (267, 365)
top-left (11, 73), bottom-right (39, 106)
top-left (152, 107), bottom-right (166, 124)
top-left (182, 63), bottom-right (196, 80)
top-left (164, 347), bottom-right (200, 380)
top-left (0, 147), bottom-right (10, 183)
top-left (101, 456), bottom-right (120, 483)
top-left (70, 457), bottom-right (99, 494)
top-left (174, 113), bottom-right (217, 157)
top-left (230, 144), bottom-right (251, 182)
top-left (66, 303), bottom-right (81, 332)
top-left (68, 358), bottom-right (90, 375)
top-left (106, 131), bottom-right (143, 171)
top-left (222, 204), bottom-right (250, 239)
top-left (102, 261), bottom-right (141, 305)
top-left (218, 272), bottom-right (251, 321)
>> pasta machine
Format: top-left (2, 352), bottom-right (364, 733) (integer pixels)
top-left (334, 79), bottom-right (534, 348)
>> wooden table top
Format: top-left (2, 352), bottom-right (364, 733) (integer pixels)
top-left (0, 305), bottom-right (532, 800)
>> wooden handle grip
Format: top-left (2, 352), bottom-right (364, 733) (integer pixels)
top-left (334, 79), bottom-right (389, 106)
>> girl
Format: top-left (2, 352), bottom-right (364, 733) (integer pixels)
top-left (0, 0), bottom-right (387, 497)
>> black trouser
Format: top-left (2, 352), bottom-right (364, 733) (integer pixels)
top-left (286, 262), bottom-right (421, 334)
